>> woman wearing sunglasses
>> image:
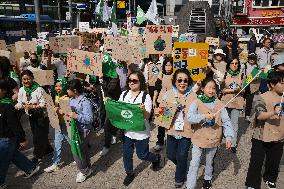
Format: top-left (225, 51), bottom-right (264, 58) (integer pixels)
top-left (154, 68), bottom-right (195, 188)
top-left (119, 71), bottom-right (161, 186)
top-left (221, 58), bottom-right (245, 153)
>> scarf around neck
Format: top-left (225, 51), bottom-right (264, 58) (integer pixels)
top-left (227, 69), bottom-right (240, 76)
top-left (0, 97), bottom-right (13, 104)
top-left (198, 94), bottom-right (216, 103)
top-left (24, 81), bottom-right (40, 97)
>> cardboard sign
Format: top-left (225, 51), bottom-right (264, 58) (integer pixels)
top-left (145, 25), bottom-right (173, 55)
top-left (172, 25), bottom-right (179, 38)
top-left (0, 50), bottom-right (10, 59)
top-left (173, 42), bottom-right (209, 81)
top-left (32, 70), bottom-right (54, 86)
top-left (49, 35), bottom-right (80, 54)
top-left (76, 32), bottom-right (103, 50)
top-left (179, 33), bottom-right (197, 42)
top-left (6, 30), bottom-right (26, 36)
top-left (15, 41), bottom-right (36, 53)
top-left (205, 37), bottom-right (219, 47)
top-left (43, 92), bottom-right (59, 129)
top-left (59, 98), bottom-right (72, 138)
top-left (79, 22), bottom-right (90, 32)
top-left (67, 49), bottom-right (103, 75)
top-left (0, 40), bottom-right (6, 50)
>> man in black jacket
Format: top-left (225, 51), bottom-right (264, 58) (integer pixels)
top-left (0, 80), bottom-right (40, 188)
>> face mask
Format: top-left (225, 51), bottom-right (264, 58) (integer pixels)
top-left (31, 59), bottom-right (39, 67)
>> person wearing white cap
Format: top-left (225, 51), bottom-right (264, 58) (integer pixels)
top-left (213, 49), bottom-right (227, 73)
top-left (273, 54), bottom-right (284, 72)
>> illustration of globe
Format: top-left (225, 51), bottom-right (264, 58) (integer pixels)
top-left (154, 36), bottom-right (166, 51)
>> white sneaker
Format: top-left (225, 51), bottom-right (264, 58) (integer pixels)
top-left (99, 147), bottom-right (109, 156)
top-left (44, 164), bottom-right (59, 173)
top-left (23, 166), bottom-right (40, 178)
top-left (153, 144), bottom-right (163, 151)
top-left (111, 136), bottom-right (117, 144)
top-left (76, 169), bottom-right (93, 183)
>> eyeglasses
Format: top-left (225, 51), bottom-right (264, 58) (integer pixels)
top-left (176, 79), bottom-right (188, 83)
top-left (128, 79), bottom-right (139, 84)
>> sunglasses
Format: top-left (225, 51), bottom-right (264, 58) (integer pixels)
top-left (128, 79), bottom-right (139, 84)
top-left (176, 79), bottom-right (188, 83)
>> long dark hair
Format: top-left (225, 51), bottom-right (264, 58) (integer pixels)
top-left (0, 56), bottom-right (11, 79)
top-left (68, 79), bottom-right (84, 94)
top-left (162, 57), bottom-right (173, 74)
top-left (127, 71), bottom-right (147, 91)
top-left (226, 58), bottom-right (241, 71)
top-left (172, 68), bottom-right (193, 87)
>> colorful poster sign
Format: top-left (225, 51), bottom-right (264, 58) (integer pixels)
top-left (145, 25), bottom-right (173, 55)
top-left (173, 42), bottom-right (209, 81)
top-left (205, 37), bottom-right (219, 47)
top-left (179, 33), bottom-right (197, 42)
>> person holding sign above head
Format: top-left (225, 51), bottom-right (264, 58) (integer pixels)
top-left (44, 77), bottom-right (70, 173)
top-left (187, 77), bottom-right (234, 189)
top-left (152, 57), bottom-right (174, 151)
top-left (66, 79), bottom-right (94, 183)
top-left (15, 70), bottom-right (54, 165)
top-left (245, 71), bottom-right (284, 189)
top-left (221, 58), bottom-right (244, 153)
top-left (154, 68), bottom-right (195, 188)
top-left (118, 71), bottom-right (161, 186)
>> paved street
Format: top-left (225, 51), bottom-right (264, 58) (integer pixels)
top-left (5, 114), bottom-right (284, 189)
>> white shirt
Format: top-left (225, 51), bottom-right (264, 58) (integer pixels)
top-left (52, 58), bottom-right (66, 78)
top-left (15, 87), bottom-right (46, 110)
top-left (20, 57), bottom-right (31, 71)
top-left (118, 90), bottom-right (152, 140)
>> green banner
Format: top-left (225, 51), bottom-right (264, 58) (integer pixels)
top-left (105, 100), bottom-right (145, 131)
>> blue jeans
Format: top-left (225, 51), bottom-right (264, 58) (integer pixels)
top-left (227, 108), bottom-right (240, 147)
top-left (122, 135), bottom-right (158, 176)
top-left (166, 135), bottom-right (191, 183)
top-left (0, 137), bottom-right (35, 185)
top-left (53, 123), bottom-right (70, 165)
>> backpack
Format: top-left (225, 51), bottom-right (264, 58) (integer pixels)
top-left (122, 90), bottom-right (148, 104)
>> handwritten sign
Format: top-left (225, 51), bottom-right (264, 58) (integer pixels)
top-left (0, 50), bottom-right (10, 59)
top-left (79, 22), bottom-right (90, 32)
top-left (67, 49), bottom-right (103, 75)
top-left (76, 32), bottom-right (103, 51)
top-left (59, 98), bottom-right (72, 138)
top-left (173, 42), bottom-right (209, 81)
top-left (43, 92), bottom-right (59, 129)
top-left (49, 35), bottom-right (80, 54)
top-left (15, 41), bottom-right (36, 53)
top-left (32, 70), bottom-right (54, 86)
top-left (145, 25), bottom-right (173, 55)
top-left (0, 40), bottom-right (6, 50)
top-left (205, 37), bottom-right (219, 47)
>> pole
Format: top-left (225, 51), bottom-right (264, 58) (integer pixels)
top-left (68, 0), bottom-right (73, 31)
top-left (58, 0), bottom-right (62, 35)
top-left (34, 0), bottom-right (41, 32)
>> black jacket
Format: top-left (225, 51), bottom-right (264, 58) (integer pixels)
top-left (222, 46), bottom-right (239, 63)
top-left (0, 103), bottom-right (25, 142)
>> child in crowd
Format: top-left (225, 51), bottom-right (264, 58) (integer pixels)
top-left (67, 79), bottom-right (94, 183)
top-left (187, 77), bottom-right (234, 189)
top-left (245, 71), bottom-right (284, 189)
top-left (212, 49), bottom-right (227, 73)
top-left (44, 77), bottom-right (70, 173)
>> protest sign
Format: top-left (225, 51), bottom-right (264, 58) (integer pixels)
top-left (172, 25), bottom-right (179, 38)
top-left (173, 42), bottom-right (209, 81)
top-left (49, 35), bottom-right (80, 54)
top-left (15, 41), bottom-right (36, 53)
top-left (179, 33), bottom-right (197, 42)
top-left (6, 30), bottom-right (26, 37)
top-left (67, 49), bottom-right (103, 76)
top-left (43, 92), bottom-right (59, 129)
top-left (145, 25), bottom-right (173, 55)
top-left (205, 37), bottom-right (219, 47)
top-left (0, 50), bottom-right (10, 59)
top-left (0, 40), bottom-right (6, 50)
top-left (76, 32), bottom-right (103, 51)
top-left (131, 27), bottom-right (145, 37)
top-left (59, 98), bottom-right (72, 138)
top-left (79, 22), bottom-right (90, 32)
top-left (6, 44), bottom-right (21, 66)
top-left (32, 70), bottom-right (54, 86)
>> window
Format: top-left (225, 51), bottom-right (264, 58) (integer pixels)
top-left (253, 0), bottom-right (284, 7)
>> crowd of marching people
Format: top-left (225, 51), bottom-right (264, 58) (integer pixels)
top-left (0, 35), bottom-right (284, 189)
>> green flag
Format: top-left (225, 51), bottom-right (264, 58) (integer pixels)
top-left (0, 97), bottom-right (13, 104)
top-left (111, 0), bottom-right (118, 36)
top-left (136, 6), bottom-right (146, 25)
top-left (120, 28), bottom-right (129, 36)
top-left (102, 53), bottom-right (118, 78)
top-left (70, 118), bottom-right (83, 160)
top-left (95, 0), bottom-right (104, 21)
top-left (105, 100), bottom-right (145, 131)
top-left (243, 66), bottom-right (272, 87)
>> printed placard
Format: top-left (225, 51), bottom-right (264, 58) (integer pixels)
top-left (205, 37), bottom-right (219, 47)
top-left (173, 42), bottom-right (209, 81)
top-left (172, 25), bottom-right (179, 38)
top-left (67, 49), bottom-right (103, 75)
top-left (15, 41), bottom-right (36, 53)
top-left (0, 40), bottom-right (6, 50)
top-left (6, 30), bottom-right (26, 36)
top-left (59, 98), bottom-right (72, 138)
top-left (145, 25), bottom-right (173, 55)
top-left (32, 70), bottom-right (54, 86)
top-left (49, 35), bottom-right (80, 54)
top-left (79, 22), bottom-right (90, 32)
top-left (43, 92), bottom-right (59, 129)
top-left (179, 33), bottom-right (197, 42)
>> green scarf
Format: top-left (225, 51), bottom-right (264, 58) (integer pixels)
top-left (10, 71), bottom-right (18, 79)
top-left (70, 118), bottom-right (83, 160)
top-left (198, 94), bottom-right (216, 103)
top-left (24, 82), bottom-right (40, 97)
top-left (227, 69), bottom-right (240, 76)
top-left (55, 77), bottom-right (68, 97)
top-left (0, 97), bottom-right (13, 104)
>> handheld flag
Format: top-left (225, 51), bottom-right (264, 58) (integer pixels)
top-left (105, 100), bottom-right (145, 131)
top-left (136, 6), bottom-right (146, 25)
top-left (145, 0), bottom-right (159, 24)
top-left (95, 0), bottom-right (104, 21)
top-left (102, 0), bottom-right (111, 22)
top-left (70, 118), bottom-right (83, 160)
top-left (111, 0), bottom-right (118, 36)
top-left (120, 28), bottom-right (129, 36)
top-left (102, 53), bottom-right (118, 78)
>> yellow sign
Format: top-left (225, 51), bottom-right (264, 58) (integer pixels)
top-left (173, 42), bottom-right (209, 81)
top-left (117, 1), bottom-right (126, 8)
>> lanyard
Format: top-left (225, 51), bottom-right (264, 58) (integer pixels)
top-left (131, 91), bottom-right (142, 104)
